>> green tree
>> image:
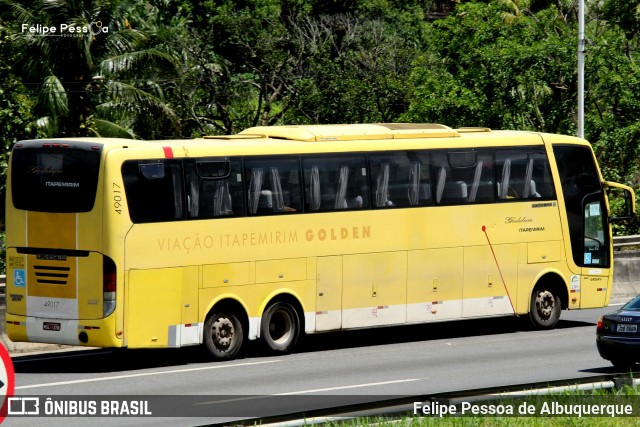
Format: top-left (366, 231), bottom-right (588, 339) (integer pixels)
top-left (2, 0), bottom-right (180, 139)
top-left (0, 22), bottom-right (40, 229)
top-left (602, 0), bottom-right (640, 41)
top-left (402, 1), bottom-right (576, 132)
top-left (165, 0), bottom-right (428, 133)
top-left (289, 13), bottom-right (419, 124)
top-left (584, 2), bottom-right (640, 234)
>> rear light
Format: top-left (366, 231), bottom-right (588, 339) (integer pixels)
top-left (103, 256), bottom-right (117, 317)
top-left (596, 316), bottom-right (611, 332)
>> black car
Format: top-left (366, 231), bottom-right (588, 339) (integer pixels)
top-left (596, 295), bottom-right (640, 369)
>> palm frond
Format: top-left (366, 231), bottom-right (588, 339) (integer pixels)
top-left (103, 29), bottom-right (147, 55)
top-left (42, 0), bottom-right (72, 22)
top-left (90, 118), bottom-right (136, 139)
top-left (40, 75), bottom-right (69, 118)
top-left (104, 80), bottom-right (180, 130)
top-left (1, 1), bottom-right (37, 25)
top-left (100, 47), bottom-right (177, 78)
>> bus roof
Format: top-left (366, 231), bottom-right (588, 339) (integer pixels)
top-left (17, 124), bottom-right (590, 158)
top-left (233, 123), bottom-right (460, 141)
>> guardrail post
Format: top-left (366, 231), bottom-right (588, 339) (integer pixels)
top-left (612, 375), bottom-right (635, 390)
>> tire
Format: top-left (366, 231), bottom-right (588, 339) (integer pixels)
top-left (529, 287), bottom-right (561, 329)
top-left (260, 302), bottom-right (300, 353)
top-left (203, 312), bottom-right (244, 360)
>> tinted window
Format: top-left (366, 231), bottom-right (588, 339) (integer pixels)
top-left (370, 151), bottom-right (432, 208)
top-left (185, 158), bottom-right (245, 218)
top-left (495, 148), bottom-right (555, 201)
top-left (11, 142), bottom-right (102, 213)
top-left (303, 155), bottom-right (369, 211)
top-left (432, 150), bottom-right (494, 204)
top-left (245, 158), bottom-right (302, 215)
top-left (623, 295), bottom-right (640, 311)
top-left (122, 159), bottom-right (184, 223)
top-left (583, 196), bottom-right (608, 267)
top-left (554, 145), bottom-right (605, 267)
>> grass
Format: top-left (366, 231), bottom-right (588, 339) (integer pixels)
top-left (319, 383), bottom-right (640, 426)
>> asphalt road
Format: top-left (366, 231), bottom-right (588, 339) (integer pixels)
top-left (4, 305), bottom-right (625, 426)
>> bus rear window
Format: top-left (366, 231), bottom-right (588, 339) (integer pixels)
top-left (11, 142), bottom-right (102, 213)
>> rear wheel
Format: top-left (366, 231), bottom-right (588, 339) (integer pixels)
top-left (529, 287), bottom-right (561, 329)
top-left (261, 302), bottom-right (300, 353)
top-left (203, 312), bottom-right (243, 360)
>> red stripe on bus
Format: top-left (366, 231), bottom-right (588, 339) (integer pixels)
top-left (163, 146), bottom-right (174, 158)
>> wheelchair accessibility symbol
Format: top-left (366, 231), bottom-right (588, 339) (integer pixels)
top-left (13, 269), bottom-right (25, 287)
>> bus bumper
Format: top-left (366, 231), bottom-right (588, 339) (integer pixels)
top-left (6, 313), bottom-right (123, 348)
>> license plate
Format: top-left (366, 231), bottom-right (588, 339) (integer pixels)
top-left (617, 324), bottom-right (637, 333)
top-left (43, 322), bottom-right (61, 331)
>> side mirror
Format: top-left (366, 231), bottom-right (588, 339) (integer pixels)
top-left (604, 181), bottom-right (635, 223)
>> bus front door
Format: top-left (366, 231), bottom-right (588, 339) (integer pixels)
top-left (580, 194), bottom-right (610, 308)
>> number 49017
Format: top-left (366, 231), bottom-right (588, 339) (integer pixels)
top-left (112, 182), bottom-right (123, 214)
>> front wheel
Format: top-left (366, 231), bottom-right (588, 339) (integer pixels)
top-left (203, 312), bottom-right (244, 360)
top-left (529, 287), bottom-right (561, 329)
top-left (261, 302), bottom-right (300, 353)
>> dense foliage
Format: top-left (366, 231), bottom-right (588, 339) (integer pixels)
top-left (0, 0), bottom-right (638, 232)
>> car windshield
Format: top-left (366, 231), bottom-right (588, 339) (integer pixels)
top-left (622, 296), bottom-right (640, 311)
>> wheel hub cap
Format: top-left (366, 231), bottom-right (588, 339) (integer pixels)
top-left (536, 290), bottom-right (554, 318)
top-left (213, 317), bottom-right (235, 349)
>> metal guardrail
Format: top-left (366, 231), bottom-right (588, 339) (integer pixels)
top-left (224, 374), bottom-right (640, 427)
top-left (613, 235), bottom-right (640, 250)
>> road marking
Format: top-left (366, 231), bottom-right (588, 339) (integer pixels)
top-left (15, 360), bottom-right (281, 390)
top-left (196, 378), bottom-right (426, 406)
top-left (277, 378), bottom-right (424, 395)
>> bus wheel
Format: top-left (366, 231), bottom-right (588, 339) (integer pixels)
top-left (261, 302), bottom-right (300, 353)
top-left (529, 287), bottom-right (561, 329)
top-left (203, 312), bottom-right (243, 360)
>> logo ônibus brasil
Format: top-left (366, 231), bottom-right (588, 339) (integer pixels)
top-left (21, 22), bottom-right (108, 36)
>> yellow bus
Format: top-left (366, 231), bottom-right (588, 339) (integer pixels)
top-left (5, 123), bottom-right (635, 360)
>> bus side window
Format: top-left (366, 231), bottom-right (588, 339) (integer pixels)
top-left (407, 153), bottom-right (433, 206)
top-left (496, 148), bottom-right (554, 201)
top-left (435, 151), bottom-right (473, 205)
top-left (186, 158), bottom-right (245, 219)
top-left (496, 157), bottom-right (511, 199)
top-left (122, 159), bottom-right (184, 223)
top-left (303, 156), bottom-right (369, 211)
top-left (432, 150), bottom-right (493, 205)
top-left (497, 153), bottom-right (523, 199)
top-left (370, 152), bottom-right (416, 208)
top-left (245, 158), bottom-right (301, 215)
top-left (527, 153), bottom-right (555, 199)
top-left (467, 152), bottom-right (494, 203)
